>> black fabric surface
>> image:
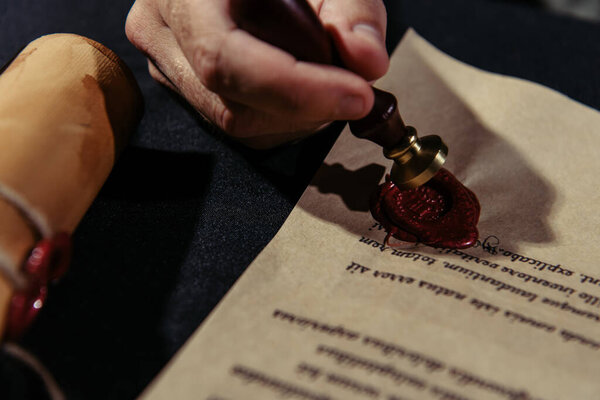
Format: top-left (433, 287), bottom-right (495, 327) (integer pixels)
top-left (0, 0), bottom-right (598, 398)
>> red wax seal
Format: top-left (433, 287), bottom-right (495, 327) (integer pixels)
top-left (370, 168), bottom-right (480, 249)
top-left (5, 233), bottom-right (71, 340)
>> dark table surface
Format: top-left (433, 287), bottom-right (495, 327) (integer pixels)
top-left (1, 0), bottom-right (599, 398)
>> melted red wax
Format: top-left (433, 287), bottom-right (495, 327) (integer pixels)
top-left (370, 168), bottom-right (480, 249)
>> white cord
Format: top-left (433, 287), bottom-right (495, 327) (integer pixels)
top-left (0, 182), bottom-right (52, 290)
top-left (0, 182), bottom-right (51, 238)
top-left (3, 342), bottom-right (66, 400)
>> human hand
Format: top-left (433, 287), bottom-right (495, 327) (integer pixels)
top-left (126, 0), bottom-right (388, 148)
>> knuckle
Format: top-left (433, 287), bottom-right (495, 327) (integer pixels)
top-left (218, 107), bottom-right (240, 136)
top-left (215, 104), bottom-right (252, 138)
top-left (125, 3), bottom-right (145, 46)
top-left (214, 102), bottom-right (235, 135)
top-left (162, 0), bottom-right (191, 38)
top-left (194, 40), bottom-right (226, 93)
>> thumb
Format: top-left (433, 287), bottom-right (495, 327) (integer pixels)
top-left (319, 0), bottom-right (389, 81)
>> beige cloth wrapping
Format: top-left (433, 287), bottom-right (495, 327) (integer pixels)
top-left (0, 34), bottom-right (142, 337)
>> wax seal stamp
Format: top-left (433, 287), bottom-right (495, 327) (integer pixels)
top-left (231, 0), bottom-right (482, 248)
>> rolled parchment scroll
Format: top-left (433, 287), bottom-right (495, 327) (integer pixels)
top-left (0, 34), bottom-right (142, 339)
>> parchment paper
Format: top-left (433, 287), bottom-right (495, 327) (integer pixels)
top-left (143, 30), bottom-right (600, 400)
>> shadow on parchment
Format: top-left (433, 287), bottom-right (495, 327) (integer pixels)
top-left (311, 163), bottom-right (386, 212)
top-left (304, 52), bottom-right (556, 252)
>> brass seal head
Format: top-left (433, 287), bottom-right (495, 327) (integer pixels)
top-left (349, 88), bottom-right (448, 190)
top-left (384, 127), bottom-right (448, 190)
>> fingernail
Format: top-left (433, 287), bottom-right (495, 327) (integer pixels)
top-left (337, 94), bottom-right (367, 118)
top-left (353, 23), bottom-right (385, 47)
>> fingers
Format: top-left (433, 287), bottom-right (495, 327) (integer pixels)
top-left (125, 0), bottom-right (387, 148)
top-left (318, 0), bottom-right (389, 80)
top-left (195, 29), bottom-right (373, 121)
top-left (126, 0), bottom-right (359, 140)
top-left (156, 0), bottom-right (374, 121)
top-left (127, 0), bottom-right (226, 124)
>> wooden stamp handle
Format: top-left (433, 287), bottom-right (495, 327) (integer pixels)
top-left (230, 0), bottom-right (332, 65)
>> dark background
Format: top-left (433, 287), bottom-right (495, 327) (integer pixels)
top-left (0, 0), bottom-right (599, 398)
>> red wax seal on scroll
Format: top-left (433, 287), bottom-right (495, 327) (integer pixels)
top-left (370, 168), bottom-right (480, 249)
